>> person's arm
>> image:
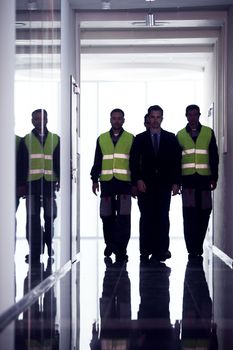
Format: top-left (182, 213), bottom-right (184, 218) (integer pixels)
top-left (17, 137), bottom-right (29, 196)
top-left (172, 135), bottom-right (182, 186)
top-left (90, 138), bottom-right (102, 195)
top-left (53, 136), bottom-right (60, 190)
top-left (129, 136), bottom-right (146, 192)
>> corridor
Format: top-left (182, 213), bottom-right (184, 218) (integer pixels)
top-left (8, 235), bottom-right (233, 349)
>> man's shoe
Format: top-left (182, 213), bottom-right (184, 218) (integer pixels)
top-left (47, 244), bottom-right (54, 257)
top-left (104, 256), bottom-right (113, 267)
top-left (188, 253), bottom-right (203, 262)
top-left (104, 246), bottom-right (112, 257)
top-left (158, 250), bottom-right (172, 262)
top-left (140, 254), bottom-right (149, 263)
top-left (115, 254), bottom-right (128, 263)
top-left (25, 254), bottom-right (40, 264)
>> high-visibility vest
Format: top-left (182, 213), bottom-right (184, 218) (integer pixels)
top-left (177, 126), bottom-right (212, 176)
top-left (24, 132), bottom-right (59, 182)
top-left (99, 130), bottom-right (134, 181)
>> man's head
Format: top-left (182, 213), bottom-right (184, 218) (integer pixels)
top-left (110, 108), bottom-right (125, 132)
top-left (147, 105), bottom-right (163, 131)
top-left (185, 104), bottom-right (201, 130)
top-left (32, 109), bottom-right (48, 134)
top-left (144, 113), bottom-right (150, 130)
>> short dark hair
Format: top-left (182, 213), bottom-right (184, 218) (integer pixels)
top-left (144, 113), bottom-right (149, 123)
top-left (185, 104), bottom-right (200, 115)
top-left (148, 105), bottom-right (163, 116)
top-left (32, 109), bottom-right (48, 118)
top-left (110, 108), bottom-right (124, 117)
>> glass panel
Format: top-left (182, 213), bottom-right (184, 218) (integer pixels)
top-left (15, 1), bottom-right (61, 299)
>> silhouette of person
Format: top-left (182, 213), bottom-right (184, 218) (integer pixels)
top-left (90, 262), bottom-right (131, 349)
top-left (19, 109), bottom-right (60, 263)
top-left (90, 108), bottom-right (134, 263)
top-left (177, 104), bottom-right (219, 259)
top-left (20, 258), bottom-right (59, 349)
top-left (135, 262), bottom-right (178, 349)
top-left (181, 258), bottom-right (218, 349)
top-left (130, 105), bottom-right (181, 263)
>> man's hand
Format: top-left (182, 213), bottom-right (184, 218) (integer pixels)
top-left (172, 184), bottom-right (180, 196)
top-left (210, 180), bottom-right (217, 190)
top-left (17, 185), bottom-right (27, 198)
top-left (137, 180), bottom-right (146, 193)
top-left (92, 182), bottom-right (99, 195)
top-left (131, 185), bottom-right (138, 198)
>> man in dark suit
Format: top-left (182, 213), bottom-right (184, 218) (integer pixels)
top-left (130, 105), bottom-right (181, 263)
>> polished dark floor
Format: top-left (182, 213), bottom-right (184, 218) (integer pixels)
top-left (8, 235), bottom-right (233, 349)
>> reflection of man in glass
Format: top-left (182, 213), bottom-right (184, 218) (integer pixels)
top-left (181, 258), bottom-right (218, 349)
top-left (19, 109), bottom-right (60, 263)
top-left (19, 258), bottom-right (59, 349)
top-left (137, 262), bottom-right (175, 349)
top-left (90, 263), bottom-right (131, 349)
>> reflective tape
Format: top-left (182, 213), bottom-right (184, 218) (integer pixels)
top-left (182, 163), bottom-right (209, 169)
top-left (103, 153), bottom-right (129, 160)
top-left (101, 168), bottom-right (129, 175)
top-left (30, 154), bottom-right (52, 160)
top-left (182, 149), bottom-right (208, 155)
top-left (29, 169), bottom-right (53, 175)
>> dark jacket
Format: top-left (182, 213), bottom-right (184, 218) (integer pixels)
top-left (129, 128), bottom-right (181, 189)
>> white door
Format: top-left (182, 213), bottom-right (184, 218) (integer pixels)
top-left (70, 75), bottom-right (80, 260)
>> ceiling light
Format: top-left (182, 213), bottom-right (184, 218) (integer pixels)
top-left (28, 0), bottom-right (38, 10)
top-left (146, 13), bottom-right (156, 27)
top-left (102, 0), bottom-right (111, 10)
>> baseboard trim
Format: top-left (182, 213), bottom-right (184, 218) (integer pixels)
top-left (212, 245), bottom-right (233, 269)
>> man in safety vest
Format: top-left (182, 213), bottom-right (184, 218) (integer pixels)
top-left (177, 104), bottom-right (219, 260)
top-left (19, 109), bottom-right (60, 263)
top-left (90, 108), bottom-right (134, 264)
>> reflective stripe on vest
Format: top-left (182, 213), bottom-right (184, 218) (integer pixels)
top-left (24, 132), bottom-right (59, 182)
top-left (177, 126), bottom-right (212, 176)
top-left (99, 131), bottom-right (134, 181)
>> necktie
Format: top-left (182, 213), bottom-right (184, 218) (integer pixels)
top-left (153, 133), bottom-right (158, 155)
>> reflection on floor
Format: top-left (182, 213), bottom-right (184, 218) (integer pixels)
top-left (11, 236), bottom-right (233, 349)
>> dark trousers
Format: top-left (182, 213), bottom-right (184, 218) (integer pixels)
top-left (26, 194), bottom-right (57, 258)
top-left (137, 187), bottom-right (171, 257)
top-left (182, 188), bottom-right (212, 255)
top-left (100, 194), bottom-right (131, 258)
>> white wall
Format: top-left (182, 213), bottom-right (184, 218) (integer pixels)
top-left (214, 6), bottom-right (233, 258)
top-left (0, 0), bottom-right (15, 313)
top-left (0, 0), bottom-right (15, 348)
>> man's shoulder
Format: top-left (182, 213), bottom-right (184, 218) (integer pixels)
top-left (99, 130), bottom-right (110, 138)
top-left (161, 129), bottom-right (176, 138)
top-left (135, 130), bottom-right (148, 139)
top-left (123, 130), bottom-right (134, 138)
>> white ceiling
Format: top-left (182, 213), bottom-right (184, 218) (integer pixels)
top-left (69, 0), bottom-right (233, 11)
top-left (16, 0), bottom-right (232, 79)
top-left (76, 2), bottom-right (230, 80)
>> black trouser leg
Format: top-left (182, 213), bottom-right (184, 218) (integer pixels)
top-left (182, 188), bottom-right (212, 255)
top-left (138, 189), bottom-right (171, 257)
top-left (100, 195), bottom-right (131, 259)
top-left (138, 193), bottom-right (153, 257)
top-left (114, 194), bottom-right (131, 259)
top-left (43, 195), bottom-right (57, 256)
top-left (183, 206), bottom-right (199, 254)
top-left (100, 197), bottom-right (116, 253)
top-left (26, 195), bottom-right (42, 260)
